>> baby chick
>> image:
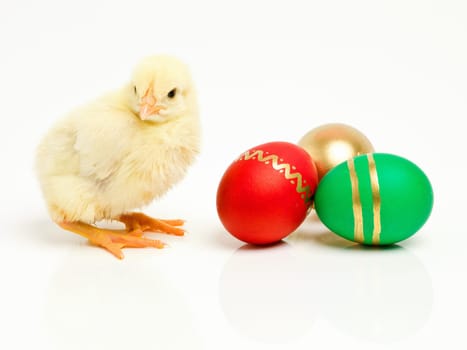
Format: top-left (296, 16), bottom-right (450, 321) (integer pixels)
top-left (36, 55), bottom-right (200, 259)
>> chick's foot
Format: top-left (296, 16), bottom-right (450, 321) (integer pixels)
top-left (58, 221), bottom-right (165, 259)
top-left (119, 212), bottom-right (185, 236)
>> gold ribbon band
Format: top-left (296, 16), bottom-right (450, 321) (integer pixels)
top-left (242, 150), bottom-right (312, 204)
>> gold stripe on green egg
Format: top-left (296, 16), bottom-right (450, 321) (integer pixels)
top-left (347, 157), bottom-right (364, 243)
top-left (347, 154), bottom-right (382, 245)
top-left (368, 154), bottom-right (382, 244)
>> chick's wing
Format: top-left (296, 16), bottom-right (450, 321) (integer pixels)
top-left (72, 106), bottom-right (134, 182)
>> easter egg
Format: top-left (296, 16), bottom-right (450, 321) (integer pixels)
top-left (298, 123), bottom-right (375, 181)
top-left (314, 153), bottom-right (433, 245)
top-left (217, 141), bottom-right (319, 245)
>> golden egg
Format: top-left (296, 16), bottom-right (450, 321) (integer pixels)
top-left (298, 123), bottom-right (374, 180)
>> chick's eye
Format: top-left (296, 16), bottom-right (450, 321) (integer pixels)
top-left (134, 86), bottom-right (137, 94)
top-left (167, 88), bottom-right (177, 99)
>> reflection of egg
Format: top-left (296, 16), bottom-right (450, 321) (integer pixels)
top-left (217, 142), bottom-right (318, 245)
top-left (318, 246), bottom-right (433, 343)
top-left (219, 243), bottom-right (315, 343)
top-left (43, 255), bottom-right (203, 350)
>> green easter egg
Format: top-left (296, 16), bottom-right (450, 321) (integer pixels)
top-left (314, 153), bottom-right (433, 245)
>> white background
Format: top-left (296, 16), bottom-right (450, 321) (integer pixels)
top-left (1, 0), bottom-right (466, 349)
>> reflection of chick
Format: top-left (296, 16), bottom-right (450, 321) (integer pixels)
top-left (36, 55), bottom-right (200, 259)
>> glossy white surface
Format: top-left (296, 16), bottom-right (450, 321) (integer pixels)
top-left (1, 0), bottom-right (466, 349)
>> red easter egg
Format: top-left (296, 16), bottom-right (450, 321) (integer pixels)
top-left (216, 141), bottom-right (319, 244)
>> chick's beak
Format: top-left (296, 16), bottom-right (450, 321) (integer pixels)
top-left (139, 87), bottom-right (166, 119)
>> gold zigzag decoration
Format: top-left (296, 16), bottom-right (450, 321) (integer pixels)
top-left (240, 150), bottom-right (312, 203)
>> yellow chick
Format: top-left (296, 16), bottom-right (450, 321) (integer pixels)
top-left (36, 55), bottom-right (200, 259)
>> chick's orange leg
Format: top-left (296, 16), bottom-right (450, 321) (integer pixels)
top-left (118, 212), bottom-right (185, 236)
top-left (58, 221), bottom-right (165, 259)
